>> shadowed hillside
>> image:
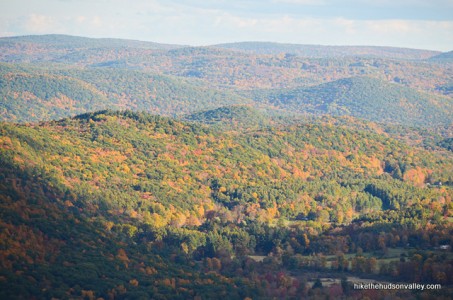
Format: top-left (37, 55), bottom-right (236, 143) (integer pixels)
top-left (249, 77), bottom-right (453, 127)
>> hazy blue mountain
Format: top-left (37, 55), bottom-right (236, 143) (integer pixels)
top-left (0, 34), bottom-right (183, 50)
top-left (214, 41), bottom-right (440, 59)
top-left (429, 50), bottom-right (453, 62)
top-left (0, 34), bottom-right (183, 64)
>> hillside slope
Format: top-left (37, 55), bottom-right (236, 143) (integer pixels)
top-left (2, 62), bottom-right (452, 127)
top-left (429, 50), bottom-right (453, 62)
top-left (249, 76), bottom-right (453, 127)
top-left (0, 64), bottom-right (250, 122)
top-left (1, 35), bottom-right (451, 93)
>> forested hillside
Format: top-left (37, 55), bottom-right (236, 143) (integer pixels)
top-left (249, 77), bottom-right (453, 127)
top-left (0, 63), bottom-right (250, 122)
top-left (1, 62), bottom-right (452, 126)
top-left (1, 35), bottom-right (452, 91)
top-left (183, 105), bottom-right (271, 129)
top-left (1, 110), bottom-right (452, 299)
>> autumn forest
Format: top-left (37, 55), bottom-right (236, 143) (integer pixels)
top-left (0, 35), bottom-right (452, 299)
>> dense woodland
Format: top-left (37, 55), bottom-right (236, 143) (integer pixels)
top-left (0, 35), bottom-right (452, 299)
top-left (1, 109), bottom-right (452, 299)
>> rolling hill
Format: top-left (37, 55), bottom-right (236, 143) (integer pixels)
top-left (0, 34), bottom-right (451, 93)
top-left (0, 34), bottom-right (182, 49)
top-left (0, 34), bottom-right (186, 71)
top-left (248, 76), bottom-right (453, 127)
top-left (0, 63), bottom-right (251, 122)
top-left (2, 61), bottom-right (452, 127)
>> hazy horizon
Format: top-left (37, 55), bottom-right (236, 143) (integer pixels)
top-left (1, 33), bottom-right (450, 52)
top-left (1, 0), bottom-right (453, 52)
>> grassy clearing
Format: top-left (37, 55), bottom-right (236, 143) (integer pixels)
top-left (248, 255), bottom-right (267, 262)
top-left (297, 247), bottom-right (453, 271)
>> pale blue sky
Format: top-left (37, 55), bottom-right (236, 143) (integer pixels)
top-left (1, 0), bottom-right (452, 51)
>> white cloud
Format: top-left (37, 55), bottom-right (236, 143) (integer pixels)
top-left (75, 16), bottom-right (86, 23)
top-left (91, 16), bottom-right (102, 27)
top-left (215, 14), bottom-right (258, 28)
top-left (198, 14), bottom-right (453, 50)
top-left (24, 14), bottom-right (58, 33)
top-left (366, 20), bottom-right (412, 34)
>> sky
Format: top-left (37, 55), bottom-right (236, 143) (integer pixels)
top-left (0, 0), bottom-right (452, 51)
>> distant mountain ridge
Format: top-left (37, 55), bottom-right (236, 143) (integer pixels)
top-left (214, 41), bottom-right (441, 59)
top-left (0, 34), bottom-right (184, 50)
top-left (0, 34), bottom-right (443, 62)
